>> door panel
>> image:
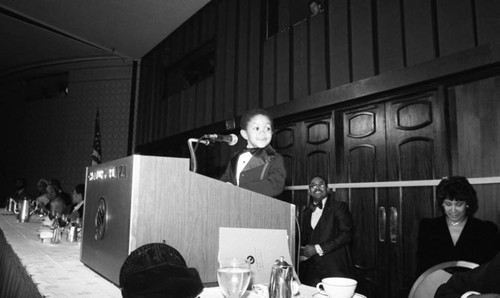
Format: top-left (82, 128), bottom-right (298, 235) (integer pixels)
top-left (274, 124), bottom-right (299, 204)
top-left (305, 119), bottom-right (333, 181)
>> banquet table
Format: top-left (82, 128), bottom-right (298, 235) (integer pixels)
top-left (0, 211), bottom-right (330, 298)
top-left (0, 211), bottom-right (121, 298)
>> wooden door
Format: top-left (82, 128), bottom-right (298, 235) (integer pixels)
top-left (336, 91), bottom-right (448, 297)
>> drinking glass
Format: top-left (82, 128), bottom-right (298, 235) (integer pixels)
top-left (217, 258), bottom-right (251, 298)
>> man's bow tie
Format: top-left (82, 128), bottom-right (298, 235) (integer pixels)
top-left (242, 147), bottom-right (260, 154)
top-left (310, 201), bottom-right (323, 211)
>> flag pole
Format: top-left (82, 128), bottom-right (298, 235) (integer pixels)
top-left (91, 109), bottom-right (102, 166)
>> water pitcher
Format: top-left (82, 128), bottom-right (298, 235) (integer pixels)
top-left (269, 256), bottom-right (293, 298)
top-left (14, 198), bottom-right (34, 222)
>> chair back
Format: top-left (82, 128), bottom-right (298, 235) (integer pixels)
top-left (408, 260), bottom-right (479, 298)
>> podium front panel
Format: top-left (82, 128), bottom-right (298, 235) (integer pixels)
top-left (81, 155), bottom-right (135, 285)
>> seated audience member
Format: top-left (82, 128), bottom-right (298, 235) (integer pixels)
top-left (120, 243), bottom-right (203, 298)
top-left (417, 176), bottom-right (500, 275)
top-left (299, 175), bottom-right (354, 286)
top-left (48, 178), bottom-right (72, 206)
top-left (12, 177), bottom-right (28, 203)
top-left (69, 183), bottom-right (85, 220)
top-left (47, 182), bottom-right (70, 216)
top-left (309, 0), bottom-right (323, 16)
top-left (435, 252), bottom-right (500, 298)
top-left (35, 178), bottom-right (50, 210)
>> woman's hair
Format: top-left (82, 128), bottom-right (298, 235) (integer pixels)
top-left (49, 178), bottom-right (62, 191)
top-left (436, 176), bottom-right (478, 216)
top-left (240, 108), bottom-right (274, 131)
top-left (37, 178), bottom-right (48, 188)
top-left (47, 185), bottom-right (60, 194)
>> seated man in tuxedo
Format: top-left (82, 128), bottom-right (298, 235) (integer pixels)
top-left (299, 175), bottom-right (355, 286)
top-left (435, 251), bottom-right (500, 298)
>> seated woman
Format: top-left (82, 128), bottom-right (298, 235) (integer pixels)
top-left (416, 176), bottom-right (500, 275)
top-left (47, 184), bottom-right (70, 216)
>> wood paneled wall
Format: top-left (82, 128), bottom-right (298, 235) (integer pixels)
top-left (135, 0), bottom-right (500, 150)
top-left (136, 1), bottom-right (217, 145)
top-left (448, 75), bottom-right (500, 222)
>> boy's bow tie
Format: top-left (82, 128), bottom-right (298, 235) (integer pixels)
top-left (242, 147), bottom-right (259, 154)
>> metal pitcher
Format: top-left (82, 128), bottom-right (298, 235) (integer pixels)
top-left (13, 198), bottom-right (34, 222)
top-left (269, 256), bottom-right (293, 298)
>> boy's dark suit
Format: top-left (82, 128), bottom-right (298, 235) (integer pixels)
top-left (299, 195), bottom-right (354, 286)
top-left (435, 252), bottom-right (500, 297)
top-left (220, 145), bottom-right (286, 198)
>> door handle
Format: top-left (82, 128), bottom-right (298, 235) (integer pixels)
top-left (378, 206), bottom-right (386, 242)
top-left (389, 207), bottom-right (398, 243)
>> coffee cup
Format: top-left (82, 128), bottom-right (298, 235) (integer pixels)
top-left (316, 277), bottom-right (357, 298)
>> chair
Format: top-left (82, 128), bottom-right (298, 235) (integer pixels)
top-left (408, 261), bottom-right (479, 298)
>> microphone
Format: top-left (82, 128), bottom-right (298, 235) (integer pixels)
top-left (202, 134), bottom-right (238, 146)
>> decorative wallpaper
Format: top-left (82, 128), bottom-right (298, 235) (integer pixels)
top-left (0, 61), bottom-right (133, 200)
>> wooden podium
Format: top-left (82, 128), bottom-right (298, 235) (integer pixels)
top-left (80, 155), bottom-right (296, 285)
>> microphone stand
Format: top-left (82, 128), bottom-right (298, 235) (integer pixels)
top-left (187, 138), bottom-right (210, 173)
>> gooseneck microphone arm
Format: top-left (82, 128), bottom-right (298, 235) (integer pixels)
top-left (187, 138), bottom-right (211, 173)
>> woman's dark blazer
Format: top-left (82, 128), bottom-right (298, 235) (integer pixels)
top-left (416, 215), bottom-right (500, 275)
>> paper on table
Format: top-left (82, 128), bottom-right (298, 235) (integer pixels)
top-left (218, 227), bottom-right (293, 285)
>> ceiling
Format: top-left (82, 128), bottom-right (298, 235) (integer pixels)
top-left (0, 0), bottom-right (211, 77)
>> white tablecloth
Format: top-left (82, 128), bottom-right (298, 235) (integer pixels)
top-left (0, 212), bottom-right (121, 298)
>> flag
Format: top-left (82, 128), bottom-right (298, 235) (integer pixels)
top-left (91, 110), bottom-right (102, 166)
